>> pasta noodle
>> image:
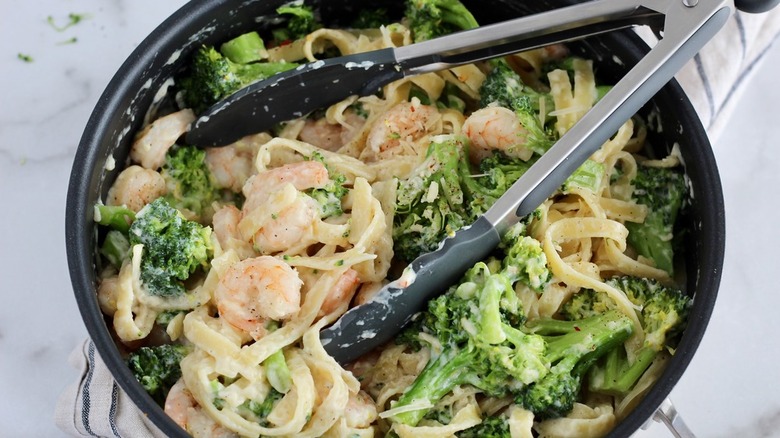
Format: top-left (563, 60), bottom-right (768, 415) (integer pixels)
top-left (96, 11), bottom-right (692, 438)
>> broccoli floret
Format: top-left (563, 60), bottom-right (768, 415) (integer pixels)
top-left (127, 344), bottom-right (191, 405)
top-left (390, 264), bottom-right (547, 426)
top-left (479, 59), bottom-right (555, 115)
top-left (478, 60), bottom-right (555, 155)
top-left (273, 4), bottom-right (322, 42)
top-left (304, 151), bottom-right (348, 218)
top-left (499, 222), bottom-right (551, 292)
top-left (586, 276), bottom-right (692, 395)
top-left (405, 0), bottom-right (479, 43)
top-left (179, 36), bottom-right (298, 113)
top-left (308, 173), bottom-right (348, 218)
top-left (456, 415), bottom-right (510, 437)
top-left (393, 137), bottom-right (471, 262)
top-left (389, 225), bottom-right (627, 424)
top-left (393, 137), bottom-right (552, 263)
top-left (395, 314), bottom-right (425, 351)
top-left (560, 276), bottom-right (692, 395)
top-left (161, 145), bottom-right (220, 218)
top-left (128, 198), bottom-right (213, 297)
top-left (559, 288), bottom-right (616, 321)
top-left (460, 151), bottom-right (534, 217)
top-left (625, 164), bottom-right (686, 275)
top-left (516, 310), bottom-right (633, 419)
top-left (95, 204), bottom-right (136, 232)
top-left (389, 226), bottom-right (551, 426)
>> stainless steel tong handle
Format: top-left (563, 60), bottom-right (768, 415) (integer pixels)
top-left (653, 398), bottom-right (697, 437)
top-left (320, 0), bottom-right (739, 363)
top-left (480, 0), bottom-right (734, 234)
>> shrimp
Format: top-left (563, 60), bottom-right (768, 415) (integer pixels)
top-left (344, 390), bottom-right (378, 428)
top-left (130, 108), bottom-right (195, 170)
top-left (215, 256), bottom-right (303, 340)
top-left (97, 275), bottom-right (119, 316)
top-left (319, 268), bottom-right (361, 317)
top-left (242, 161), bottom-right (330, 253)
top-left (463, 106), bottom-right (535, 164)
top-left (106, 165), bottom-right (167, 212)
top-left (205, 145), bottom-right (255, 193)
top-left (299, 111), bottom-right (366, 151)
top-left (212, 205), bottom-right (255, 259)
top-left (252, 197), bottom-right (322, 254)
top-left (242, 161), bottom-right (330, 213)
top-left (164, 379), bottom-right (238, 438)
top-left (363, 99), bottom-right (441, 161)
top-left (353, 281), bottom-right (384, 307)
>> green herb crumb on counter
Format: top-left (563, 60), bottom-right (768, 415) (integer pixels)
top-left (46, 12), bottom-right (90, 32)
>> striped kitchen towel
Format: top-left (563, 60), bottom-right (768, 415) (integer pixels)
top-left (55, 339), bottom-right (167, 437)
top-left (55, 7), bottom-right (780, 438)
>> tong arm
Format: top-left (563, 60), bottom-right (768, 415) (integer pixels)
top-left (482, 0), bottom-right (734, 233)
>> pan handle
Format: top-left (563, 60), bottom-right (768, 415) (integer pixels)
top-left (734, 0), bottom-right (779, 13)
top-left (653, 398), bottom-right (696, 438)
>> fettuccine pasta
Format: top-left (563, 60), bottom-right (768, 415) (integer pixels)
top-left (95, 5), bottom-right (692, 438)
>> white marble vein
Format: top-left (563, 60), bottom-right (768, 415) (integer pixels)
top-left (1, 1), bottom-right (779, 437)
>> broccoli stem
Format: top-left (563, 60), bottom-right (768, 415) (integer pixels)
top-left (518, 310), bottom-right (634, 418)
top-left (220, 31), bottom-right (268, 64)
top-left (478, 273), bottom-right (512, 345)
top-left (95, 204), bottom-right (136, 232)
top-left (263, 349), bottom-right (292, 394)
top-left (391, 346), bottom-right (479, 426)
top-left (540, 311), bottom-right (633, 370)
top-left (562, 159), bottom-right (605, 193)
top-left (588, 343), bottom-right (659, 395)
top-left (101, 230), bottom-right (131, 269)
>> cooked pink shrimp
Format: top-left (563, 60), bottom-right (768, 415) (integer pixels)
top-left (215, 256), bottom-right (303, 340)
top-left (319, 268), bottom-right (361, 317)
top-left (164, 379), bottom-right (195, 429)
top-left (242, 161), bottom-right (330, 253)
top-left (205, 145), bottom-right (255, 193)
top-left (164, 379), bottom-right (238, 437)
top-left (353, 281), bottom-right (384, 307)
top-left (106, 165), bottom-right (167, 212)
top-left (130, 109), bottom-right (195, 170)
top-left (242, 161), bottom-right (330, 213)
top-left (97, 275), bottom-right (119, 316)
top-left (463, 106), bottom-right (534, 164)
top-left (212, 205), bottom-right (255, 258)
top-left (344, 390), bottom-right (378, 428)
top-left (299, 112), bottom-right (366, 151)
top-left (251, 197), bottom-right (322, 254)
top-left (364, 99), bottom-right (440, 161)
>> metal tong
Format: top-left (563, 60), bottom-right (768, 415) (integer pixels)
top-left (187, 0), bottom-right (777, 436)
top-left (313, 0), bottom-right (741, 363)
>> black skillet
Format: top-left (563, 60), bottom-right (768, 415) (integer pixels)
top-left (66, 0), bottom-right (731, 436)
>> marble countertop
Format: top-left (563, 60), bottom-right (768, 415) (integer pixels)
top-left (2, 1), bottom-right (779, 437)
